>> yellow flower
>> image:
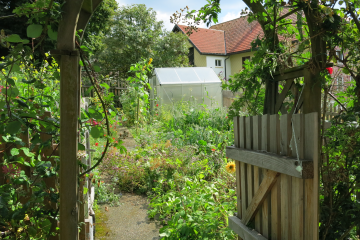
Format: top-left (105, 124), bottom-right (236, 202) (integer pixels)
top-left (148, 58), bottom-right (153, 65)
top-left (17, 227), bottom-right (23, 233)
top-left (24, 214), bottom-right (29, 221)
top-left (226, 162), bottom-right (236, 173)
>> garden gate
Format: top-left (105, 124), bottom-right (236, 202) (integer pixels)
top-left (227, 113), bottom-right (319, 240)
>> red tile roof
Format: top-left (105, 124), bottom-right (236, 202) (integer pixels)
top-left (210, 17), bottom-right (263, 54)
top-left (175, 25), bottom-right (226, 55)
top-left (175, 9), bottom-right (298, 55)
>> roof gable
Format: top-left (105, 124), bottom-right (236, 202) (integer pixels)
top-left (175, 25), bottom-right (226, 55)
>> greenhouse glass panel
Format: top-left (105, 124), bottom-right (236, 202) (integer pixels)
top-left (150, 67), bottom-right (223, 109)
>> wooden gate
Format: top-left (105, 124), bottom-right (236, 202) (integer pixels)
top-left (227, 113), bottom-right (319, 240)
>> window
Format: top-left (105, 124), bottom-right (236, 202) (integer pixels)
top-left (242, 56), bottom-right (251, 69)
top-left (336, 76), bottom-right (344, 91)
top-left (188, 47), bottom-right (194, 66)
top-left (215, 59), bottom-right (222, 67)
top-left (336, 51), bottom-right (344, 63)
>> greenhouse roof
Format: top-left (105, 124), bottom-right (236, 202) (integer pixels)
top-left (154, 67), bottom-right (221, 85)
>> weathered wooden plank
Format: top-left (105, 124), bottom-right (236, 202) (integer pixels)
top-left (271, 178), bottom-right (281, 240)
top-left (275, 80), bottom-right (294, 114)
top-left (253, 116), bottom-right (262, 151)
top-left (280, 114), bottom-right (292, 157)
top-left (281, 174), bottom-right (292, 240)
top-left (262, 170), bottom-right (271, 238)
top-left (247, 164), bottom-right (254, 212)
top-left (234, 116), bottom-right (240, 148)
top-left (229, 216), bottom-right (267, 240)
top-left (261, 115), bottom-right (270, 152)
top-left (254, 166), bottom-right (262, 233)
top-left (226, 147), bottom-right (313, 179)
top-left (304, 113), bottom-right (319, 240)
top-left (274, 69), bottom-right (304, 81)
top-left (236, 161), bottom-right (242, 219)
top-left (242, 170), bottom-right (279, 225)
top-left (246, 116), bottom-right (253, 150)
top-left (240, 117), bottom-right (246, 149)
top-left (270, 114), bottom-right (280, 155)
top-left (291, 177), bottom-right (304, 240)
top-left (241, 162), bottom-right (248, 218)
top-left (291, 114), bottom-right (304, 159)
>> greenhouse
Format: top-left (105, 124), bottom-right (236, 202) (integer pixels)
top-left (150, 67), bottom-right (223, 109)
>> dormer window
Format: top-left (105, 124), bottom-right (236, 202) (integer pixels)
top-left (215, 59), bottom-right (222, 66)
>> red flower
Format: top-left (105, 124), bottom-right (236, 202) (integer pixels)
top-left (95, 143), bottom-right (99, 146)
top-left (156, 104), bottom-right (159, 107)
top-left (226, 116), bottom-right (228, 119)
top-left (326, 67), bottom-right (333, 74)
top-left (212, 148), bottom-right (215, 152)
top-left (104, 134), bottom-right (106, 136)
top-left (156, 114), bottom-right (158, 116)
top-left (116, 141), bottom-right (118, 143)
top-left (113, 138), bottom-right (115, 140)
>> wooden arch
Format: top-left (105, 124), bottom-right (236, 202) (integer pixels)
top-left (55, 0), bottom-right (103, 239)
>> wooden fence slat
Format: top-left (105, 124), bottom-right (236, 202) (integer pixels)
top-left (291, 113), bottom-right (305, 240)
top-left (269, 114), bottom-right (281, 239)
top-left (253, 116), bottom-right (262, 151)
top-left (270, 114), bottom-right (280, 155)
top-left (234, 117), bottom-right (240, 148)
top-left (240, 117), bottom-right (246, 149)
top-left (281, 174), bottom-right (292, 240)
top-left (246, 116), bottom-right (253, 150)
top-left (254, 166), bottom-right (262, 233)
top-left (247, 164), bottom-right (254, 213)
top-left (241, 162), bottom-right (248, 219)
top-left (261, 171), bottom-right (271, 238)
top-left (236, 161), bottom-right (242, 219)
top-left (291, 114), bottom-right (304, 159)
top-left (280, 114), bottom-right (291, 157)
top-left (261, 115), bottom-right (270, 152)
top-left (242, 170), bottom-right (279, 225)
top-left (304, 113), bottom-right (319, 240)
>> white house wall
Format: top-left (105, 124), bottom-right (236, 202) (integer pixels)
top-left (205, 56), bottom-right (231, 80)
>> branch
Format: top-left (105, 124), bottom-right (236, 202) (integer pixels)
top-left (327, 91), bottom-right (347, 111)
top-left (348, 7), bottom-right (360, 32)
top-left (78, 43), bottom-right (111, 177)
top-left (264, 8), bottom-right (301, 25)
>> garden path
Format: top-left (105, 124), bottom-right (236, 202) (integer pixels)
top-left (96, 127), bottom-right (162, 240)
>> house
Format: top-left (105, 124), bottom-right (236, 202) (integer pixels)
top-left (172, 17), bottom-right (262, 80)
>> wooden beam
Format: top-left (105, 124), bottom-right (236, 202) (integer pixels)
top-left (275, 79), bottom-right (294, 113)
top-left (274, 69), bottom-right (304, 81)
top-left (229, 216), bottom-right (267, 240)
top-left (226, 146), bottom-right (313, 179)
top-left (242, 170), bottom-right (279, 225)
top-left (81, 0), bottom-right (93, 13)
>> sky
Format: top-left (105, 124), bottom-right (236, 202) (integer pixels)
top-left (115, 0), bottom-right (247, 31)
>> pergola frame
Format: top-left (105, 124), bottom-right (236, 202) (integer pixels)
top-left (55, 0), bottom-right (103, 239)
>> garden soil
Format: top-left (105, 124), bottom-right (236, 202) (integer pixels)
top-left (96, 127), bottom-right (162, 240)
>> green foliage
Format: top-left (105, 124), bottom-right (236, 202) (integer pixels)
top-left (95, 4), bottom-right (189, 79)
top-left (320, 107), bottom-right (360, 240)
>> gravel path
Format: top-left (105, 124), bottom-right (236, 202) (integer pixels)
top-left (96, 127), bottom-right (162, 240)
top-left (97, 194), bottom-right (161, 240)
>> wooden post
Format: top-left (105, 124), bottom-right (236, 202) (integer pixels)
top-left (57, 1), bottom-right (83, 238)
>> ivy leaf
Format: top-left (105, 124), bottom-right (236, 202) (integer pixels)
top-left (78, 143), bottom-right (85, 150)
top-left (6, 121), bottom-right (22, 135)
top-left (47, 25), bottom-right (57, 40)
top-left (6, 78), bottom-right (15, 86)
top-left (11, 148), bottom-right (20, 156)
top-left (20, 147), bottom-right (35, 157)
top-left (22, 78), bottom-right (36, 84)
top-left (90, 126), bottom-right (100, 138)
top-left (0, 101), bottom-right (5, 109)
top-left (27, 24), bottom-right (43, 38)
top-left (5, 34), bottom-right (25, 43)
top-left (93, 65), bottom-right (101, 72)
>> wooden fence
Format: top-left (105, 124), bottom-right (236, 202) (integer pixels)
top-left (227, 113), bottom-right (319, 240)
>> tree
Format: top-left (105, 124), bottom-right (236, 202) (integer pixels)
top-left (82, 0), bottom-right (118, 53)
top-left (95, 4), bottom-right (189, 79)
